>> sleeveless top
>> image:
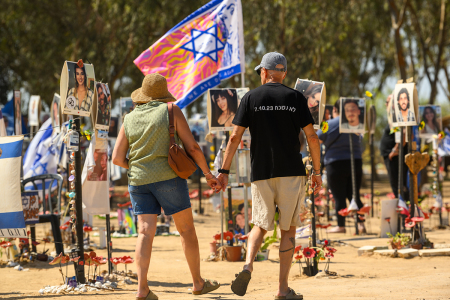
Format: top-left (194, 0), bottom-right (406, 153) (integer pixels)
top-left (123, 101), bottom-right (181, 186)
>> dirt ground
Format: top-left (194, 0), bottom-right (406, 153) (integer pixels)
top-left (1, 180), bottom-right (450, 300)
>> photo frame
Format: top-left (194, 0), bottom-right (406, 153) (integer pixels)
top-left (60, 61), bottom-right (96, 117)
top-left (28, 95), bottom-right (41, 127)
top-left (392, 82), bottom-right (418, 127)
top-left (207, 88), bottom-right (246, 132)
top-left (95, 82), bottom-right (112, 131)
top-left (87, 149), bottom-right (108, 181)
top-left (323, 104), bottom-right (334, 121)
top-left (108, 117), bottom-right (119, 138)
top-left (120, 97), bottom-right (135, 123)
top-left (339, 97), bottom-right (366, 134)
top-left (51, 94), bottom-right (61, 133)
top-left (386, 94), bottom-right (397, 130)
top-left (418, 105), bottom-right (442, 138)
top-left (294, 79), bottom-right (326, 129)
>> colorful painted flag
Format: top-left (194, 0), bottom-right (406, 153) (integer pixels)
top-left (0, 135), bottom-right (27, 238)
top-left (134, 0), bottom-right (245, 108)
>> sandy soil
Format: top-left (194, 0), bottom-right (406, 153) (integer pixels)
top-left (1, 181), bottom-right (450, 300)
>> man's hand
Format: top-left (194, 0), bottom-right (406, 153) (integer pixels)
top-left (205, 175), bottom-right (222, 193)
top-left (311, 175), bottom-right (322, 195)
top-left (217, 173), bottom-right (229, 191)
top-left (388, 149), bottom-right (398, 160)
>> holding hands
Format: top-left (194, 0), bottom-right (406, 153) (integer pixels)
top-left (204, 171), bottom-right (222, 193)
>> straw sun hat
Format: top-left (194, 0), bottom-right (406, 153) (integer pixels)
top-left (131, 73), bottom-right (176, 104)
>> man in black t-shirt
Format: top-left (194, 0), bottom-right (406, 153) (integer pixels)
top-left (217, 52), bottom-right (322, 299)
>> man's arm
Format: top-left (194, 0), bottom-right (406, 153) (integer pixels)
top-left (303, 123), bottom-right (322, 194)
top-left (218, 125), bottom-right (246, 190)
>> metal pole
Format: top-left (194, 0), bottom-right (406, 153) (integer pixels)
top-left (198, 167), bottom-right (202, 215)
top-left (225, 132), bottom-right (234, 246)
top-left (370, 131), bottom-right (374, 217)
top-left (397, 128), bottom-right (404, 234)
top-left (74, 118), bottom-right (85, 284)
top-left (408, 127), bottom-right (415, 219)
top-left (244, 183), bottom-right (249, 235)
top-left (106, 214), bottom-right (112, 274)
top-left (349, 134), bottom-right (359, 235)
top-left (220, 190), bottom-right (224, 248)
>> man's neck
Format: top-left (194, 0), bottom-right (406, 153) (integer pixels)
top-left (348, 122), bottom-right (359, 127)
top-left (401, 109), bottom-right (408, 118)
top-left (264, 79), bottom-right (283, 84)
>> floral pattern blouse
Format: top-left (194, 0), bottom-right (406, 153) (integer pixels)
top-left (67, 88), bottom-right (94, 112)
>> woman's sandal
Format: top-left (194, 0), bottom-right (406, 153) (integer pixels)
top-left (192, 279), bottom-right (220, 295)
top-left (274, 288), bottom-right (303, 299)
top-left (136, 290), bottom-right (158, 300)
top-left (231, 269), bottom-right (251, 296)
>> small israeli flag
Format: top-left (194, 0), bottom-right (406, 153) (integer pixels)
top-left (0, 135), bottom-right (27, 238)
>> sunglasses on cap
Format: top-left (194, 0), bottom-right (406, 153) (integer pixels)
top-left (257, 67), bottom-right (286, 76)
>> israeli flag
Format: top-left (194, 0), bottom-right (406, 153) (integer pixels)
top-left (0, 135), bottom-right (27, 238)
top-left (23, 118), bottom-right (61, 190)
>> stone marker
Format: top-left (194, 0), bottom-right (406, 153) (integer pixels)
top-left (418, 248), bottom-right (450, 257)
top-left (357, 246), bottom-right (389, 256)
top-left (433, 244), bottom-right (450, 249)
top-left (397, 248), bottom-right (419, 258)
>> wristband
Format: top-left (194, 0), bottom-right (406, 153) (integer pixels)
top-left (218, 169), bottom-right (230, 174)
top-left (203, 171), bottom-right (212, 176)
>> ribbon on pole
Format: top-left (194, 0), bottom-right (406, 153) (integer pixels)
top-left (134, 0), bottom-right (245, 108)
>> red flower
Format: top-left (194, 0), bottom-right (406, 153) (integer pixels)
top-left (405, 221), bottom-right (416, 228)
top-left (326, 246), bottom-right (337, 253)
top-left (238, 235), bottom-right (248, 241)
top-left (338, 208), bottom-right (350, 217)
top-left (423, 212), bottom-right (430, 219)
top-left (302, 247), bottom-right (316, 258)
top-left (89, 251), bottom-right (97, 258)
top-left (27, 230), bottom-right (31, 236)
top-left (79, 261), bottom-right (84, 266)
top-left (316, 224), bottom-right (323, 229)
top-left (223, 231), bottom-right (234, 241)
top-left (323, 224), bottom-right (332, 229)
top-left (213, 233), bottom-right (221, 241)
top-left (77, 59), bottom-right (84, 68)
top-left (60, 225), bottom-right (68, 230)
top-left (19, 238), bottom-right (29, 245)
top-left (32, 241), bottom-right (40, 246)
top-left (325, 252), bottom-right (334, 258)
top-left (385, 217), bottom-right (391, 222)
top-left (83, 225), bottom-right (93, 232)
top-left (70, 256), bottom-right (80, 262)
top-left (294, 245), bottom-right (302, 253)
top-left (411, 217), bottom-right (424, 223)
top-left (317, 212), bottom-right (325, 217)
top-left (294, 255), bottom-right (303, 260)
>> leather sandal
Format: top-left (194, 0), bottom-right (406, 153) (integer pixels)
top-left (136, 290), bottom-right (158, 300)
top-left (275, 288), bottom-right (303, 299)
top-left (192, 279), bottom-right (220, 295)
top-left (231, 269), bottom-right (251, 296)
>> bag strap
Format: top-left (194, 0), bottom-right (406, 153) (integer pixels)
top-left (168, 103), bottom-right (176, 145)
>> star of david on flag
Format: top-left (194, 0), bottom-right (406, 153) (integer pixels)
top-left (134, 0), bottom-right (245, 108)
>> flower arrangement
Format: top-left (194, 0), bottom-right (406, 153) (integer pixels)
top-left (386, 232), bottom-right (411, 249)
top-left (292, 240), bottom-right (337, 276)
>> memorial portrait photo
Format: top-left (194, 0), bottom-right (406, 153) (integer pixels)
top-left (208, 88), bottom-right (238, 131)
top-left (87, 149), bottom-right (108, 181)
top-left (393, 83), bottom-right (417, 126)
top-left (294, 79), bottom-right (325, 127)
top-left (419, 105), bottom-right (442, 137)
top-left (62, 61), bottom-right (95, 117)
top-left (95, 83), bottom-right (111, 130)
top-left (339, 98), bottom-right (366, 134)
top-left (51, 94), bottom-right (61, 132)
top-left (323, 104), bottom-right (334, 121)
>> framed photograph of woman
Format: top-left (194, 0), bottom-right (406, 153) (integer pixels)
top-left (419, 105), bottom-right (442, 138)
top-left (339, 98), bottom-right (366, 134)
top-left (28, 95), bottom-right (41, 127)
top-left (60, 60), bottom-right (95, 117)
top-left (95, 83), bottom-right (112, 131)
top-left (207, 88), bottom-right (239, 131)
top-left (51, 94), bottom-right (61, 133)
top-left (392, 82), bottom-right (418, 127)
top-left (294, 79), bottom-right (326, 129)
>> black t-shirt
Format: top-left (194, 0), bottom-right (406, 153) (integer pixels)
top-left (379, 125), bottom-right (395, 158)
top-left (232, 82), bottom-right (314, 182)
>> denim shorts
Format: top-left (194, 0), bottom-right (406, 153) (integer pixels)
top-left (128, 177), bottom-right (191, 216)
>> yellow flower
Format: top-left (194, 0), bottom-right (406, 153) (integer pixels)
top-left (419, 121), bottom-right (425, 130)
top-left (390, 127), bottom-right (399, 134)
top-left (320, 257), bottom-right (325, 261)
top-left (365, 91), bottom-right (373, 98)
top-left (321, 121), bottom-right (329, 133)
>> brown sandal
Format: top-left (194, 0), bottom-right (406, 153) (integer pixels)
top-left (192, 279), bottom-right (220, 295)
top-left (274, 288), bottom-right (303, 299)
top-left (136, 290), bottom-right (158, 300)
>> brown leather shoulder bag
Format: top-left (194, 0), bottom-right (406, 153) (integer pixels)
top-left (167, 103), bottom-right (197, 179)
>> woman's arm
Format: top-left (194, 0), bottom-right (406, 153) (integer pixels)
top-left (173, 105), bottom-right (221, 189)
top-left (112, 125), bottom-right (129, 169)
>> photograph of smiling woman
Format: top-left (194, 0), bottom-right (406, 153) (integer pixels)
top-left (210, 89), bottom-right (238, 129)
top-left (303, 83), bottom-right (323, 125)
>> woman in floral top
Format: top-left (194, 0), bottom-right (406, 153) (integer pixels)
top-left (67, 64), bottom-right (94, 111)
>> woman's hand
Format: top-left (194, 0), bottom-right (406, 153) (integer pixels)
top-left (205, 173), bottom-right (222, 193)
